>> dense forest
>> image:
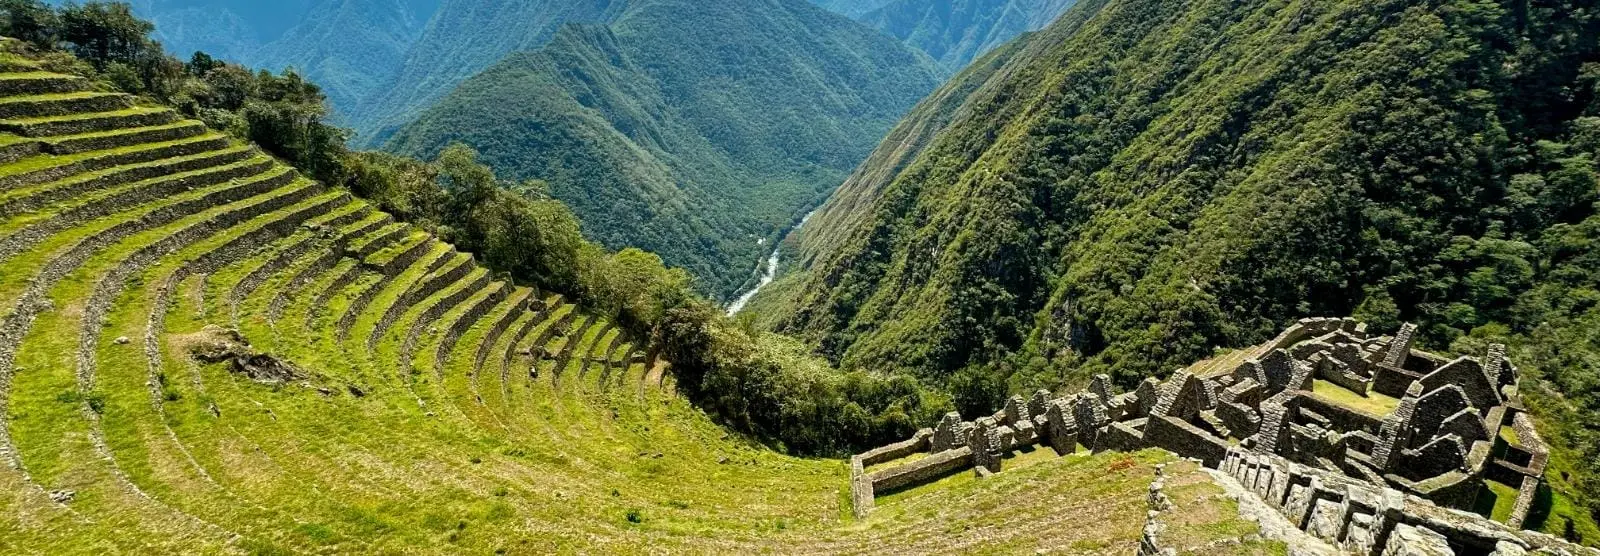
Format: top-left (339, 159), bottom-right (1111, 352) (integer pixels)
top-left (767, 0), bottom-right (1600, 539)
top-left (857, 0), bottom-right (1075, 72)
top-left (385, 0), bottom-right (942, 299)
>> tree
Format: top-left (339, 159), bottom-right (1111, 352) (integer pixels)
top-left (57, 2), bottom-right (151, 67)
top-left (0, 0), bottom-right (58, 47)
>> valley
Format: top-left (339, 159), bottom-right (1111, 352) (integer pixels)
top-left (3, 0), bottom-right (1600, 552)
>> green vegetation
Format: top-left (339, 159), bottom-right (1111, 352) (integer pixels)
top-left (1477, 480), bottom-right (1524, 524)
top-left (2, 1), bottom-right (944, 458)
top-left (249, 0), bottom-right (442, 118)
top-left (774, 0), bottom-right (1600, 541)
top-left (0, 40), bottom-right (1209, 546)
top-left (344, 0), bottom-right (624, 144)
top-left (385, 0), bottom-right (942, 299)
top-left (1310, 380), bottom-right (1401, 417)
top-left (857, 0), bottom-right (1076, 73)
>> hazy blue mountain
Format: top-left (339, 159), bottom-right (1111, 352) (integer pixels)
top-left (102, 0), bottom-right (315, 60)
top-left (808, 0), bottom-right (895, 17)
top-left (858, 0), bottom-right (1073, 72)
top-left (346, 0), bottom-right (627, 145)
top-left (252, 0), bottom-right (442, 119)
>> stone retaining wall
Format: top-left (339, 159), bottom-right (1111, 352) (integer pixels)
top-left (368, 254), bottom-right (475, 350)
top-left (433, 282), bottom-right (510, 374)
top-left (1219, 447), bottom-right (1588, 555)
top-left (0, 160), bottom-right (288, 263)
top-left (46, 121), bottom-right (205, 155)
top-left (0, 135), bottom-right (227, 191)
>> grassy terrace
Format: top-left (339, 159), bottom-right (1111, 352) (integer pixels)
top-left (1310, 379), bottom-right (1402, 417)
top-left (0, 60), bottom-right (1278, 553)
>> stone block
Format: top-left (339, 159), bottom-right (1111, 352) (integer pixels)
top-left (1383, 323), bottom-right (1418, 370)
top-left (1028, 389), bottom-right (1051, 418)
top-left (1308, 498), bottom-right (1346, 543)
top-left (1383, 523), bottom-right (1454, 556)
top-left (1044, 398), bottom-right (1078, 455)
top-left (1420, 357), bottom-right (1499, 410)
top-left (868, 446), bottom-right (975, 493)
top-left (1002, 395), bottom-right (1031, 427)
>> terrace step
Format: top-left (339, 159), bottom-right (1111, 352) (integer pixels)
top-left (266, 213), bottom-right (392, 322)
top-left (347, 222), bottom-right (407, 259)
top-left (42, 121), bottom-right (208, 155)
top-left (0, 163), bottom-right (296, 265)
top-left (226, 201), bottom-right (369, 323)
top-left (0, 106), bottom-right (178, 137)
top-left (0, 92), bottom-right (131, 120)
top-left (0, 134), bottom-right (40, 164)
top-left (0, 148), bottom-right (263, 221)
top-left (0, 57), bottom-right (42, 72)
top-left (367, 252), bottom-right (475, 350)
top-left (335, 241), bottom-right (448, 343)
top-left (0, 73), bottom-right (89, 96)
top-left (0, 133), bottom-right (231, 191)
top-left (434, 281), bottom-right (511, 373)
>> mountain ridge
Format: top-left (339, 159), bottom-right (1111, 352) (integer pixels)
top-left (386, 0), bottom-right (942, 298)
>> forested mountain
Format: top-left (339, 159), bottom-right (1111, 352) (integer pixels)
top-left (346, 0), bottom-right (626, 145)
top-left (808, 0), bottom-right (1072, 73)
top-left (776, 0), bottom-right (1600, 527)
top-left (251, 0), bottom-right (441, 120)
top-left (385, 0), bottom-right (940, 298)
top-left (85, 0), bottom-right (618, 137)
top-left (858, 0), bottom-right (1074, 72)
top-left (809, 0), bottom-right (895, 17)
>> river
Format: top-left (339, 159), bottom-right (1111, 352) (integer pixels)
top-left (726, 210), bottom-right (815, 316)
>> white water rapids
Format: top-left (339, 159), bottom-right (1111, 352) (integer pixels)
top-left (726, 210), bottom-right (815, 316)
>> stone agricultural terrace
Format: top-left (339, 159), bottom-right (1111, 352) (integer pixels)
top-left (0, 42), bottom-right (1294, 553)
top-left (852, 318), bottom-right (1593, 555)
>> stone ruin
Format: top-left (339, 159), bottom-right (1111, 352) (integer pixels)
top-left (850, 318), bottom-right (1591, 555)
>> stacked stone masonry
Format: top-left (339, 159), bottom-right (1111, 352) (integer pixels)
top-left (849, 318), bottom-right (1593, 555)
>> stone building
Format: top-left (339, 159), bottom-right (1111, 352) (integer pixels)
top-left (849, 318), bottom-right (1584, 555)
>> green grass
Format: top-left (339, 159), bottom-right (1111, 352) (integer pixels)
top-left (43, 120), bottom-right (199, 143)
top-left (1501, 425), bottom-right (1522, 448)
top-left (1474, 479), bottom-right (1523, 524)
top-left (1310, 379), bottom-right (1401, 417)
top-left (0, 131), bottom-right (221, 177)
top-left (0, 61), bottom-right (1281, 552)
top-left (0, 105), bottom-right (169, 126)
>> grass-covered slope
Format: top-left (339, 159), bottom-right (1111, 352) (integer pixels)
top-left (778, 0), bottom-right (1600, 535)
top-left (0, 46), bottom-right (1278, 553)
top-left (386, 0), bottom-right (942, 299)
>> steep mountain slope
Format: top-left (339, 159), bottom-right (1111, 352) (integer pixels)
top-left (809, 0), bottom-right (896, 17)
top-left (347, 0), bottom-right (626, 145)
top-left (251, 0), bottom-right (442, 119)
top-left (859, 0), bottom-right (1075, 72)
top-left (386, 0), bottom-right (941, 298)
top-left (786, 0), bottom-right (1600, 406)
top-left (782, 0), bottom-right (1600, 529)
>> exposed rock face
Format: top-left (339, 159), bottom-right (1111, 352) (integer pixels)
top-left (186, 325), bottom-right (304, 383)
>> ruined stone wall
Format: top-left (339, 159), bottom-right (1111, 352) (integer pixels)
top-left (1220, 447), bottom-right (1591, 555)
